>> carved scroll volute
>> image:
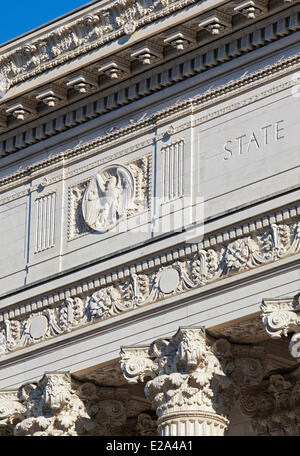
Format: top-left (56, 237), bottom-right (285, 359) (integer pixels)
top-left (239, 368), bottom-right (300, 436)
top-left (120, 328), bottom-right (236, 436)
top-left (11, 373), bottom-right (130, 436)
top-left (120, 346), bottom-right (157, 383)
top-left (261, 296), bottom-right (300, 361)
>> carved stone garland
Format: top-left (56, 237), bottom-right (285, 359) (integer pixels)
top-left (120, 327), bottom-right (266, 436)
top-left (261, 295), bottom-right (300, 361)
top-left (0, 217), bottom-right (299, 357)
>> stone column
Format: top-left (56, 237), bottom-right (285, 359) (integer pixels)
top-left (261, 296), bottom-right (300, 361)
top-left (120, 326), bottom-right (265, 436)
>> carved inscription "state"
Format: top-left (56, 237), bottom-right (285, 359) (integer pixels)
top-left (223, 120), bottom-right (285, 160)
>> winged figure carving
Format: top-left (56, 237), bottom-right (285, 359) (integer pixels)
top-left (82, 165), bottom-right (134, 232)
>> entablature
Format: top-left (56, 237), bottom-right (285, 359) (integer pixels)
top-left (0, 0), bottom-right (298, 142)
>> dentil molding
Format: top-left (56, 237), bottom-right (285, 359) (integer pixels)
top-left (0, 204), bottom-right (299, 357)
top-left (1, 7), bottom-right (300, 161)
top-left (1, 48), bottom-right (300, 196)
top-left (0, 0), bottom-right (203, 89)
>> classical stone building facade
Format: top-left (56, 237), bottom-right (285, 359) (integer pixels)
top-left (0, 0), bottom-right (299, 436)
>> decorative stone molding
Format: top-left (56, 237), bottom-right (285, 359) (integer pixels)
top-left (198, 11), bottom-right (232, 35)
top-left (36, 84), bottom-right (67, 107)
top-left (0, 0), bottom-right (293, 93)
top-left (0, 0), bottom-right (202, 89)
top-left (261, 296), bottom-right (300, 361)
top-left (98, 56), bottom-right (130, 80)
top-left (234, 0), bottom-right (268, 19)
top-left (130, 41), bottom-right (163, 65)
top-left (0, 372), bottom-right (133, 436)
top-left (0, 72), bottom-right (9, 99)
top-left (0, 392), bottom-right (26, 436)
top-left (0, 206), bottom-right (299, 357)
top-left (5, 98), bottom-right (36, 121)
top-left (66, 70), bottom-right (98, 94)
top-left (239, 368), bottom-right (300, 435)
top-left (120, 327), bottom-right (266, 436)
top-left (163, 26), bottom-right (197, 51)
top-left (1, 15), bottom-right (300, 164)
top-left (68, 155), bottom-right (150, 240)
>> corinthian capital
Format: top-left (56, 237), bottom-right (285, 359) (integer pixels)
top-left (261, 296), bottom-right (300, 361)
top-left (120, 327), bottom-right (265, 436)
top-left (1, 372), bottom-right (129, 436)
top-left (240, 367), bottom-right (300, 436)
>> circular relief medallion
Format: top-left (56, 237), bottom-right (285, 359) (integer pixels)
top-left (29, 315), bottom-right (48, 340)
top-left (158, 268), bottom-right (180, 294)
top-left (82, 165), bottom-right (134, 233)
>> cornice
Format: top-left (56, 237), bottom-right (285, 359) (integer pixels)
top-left (0, 45), bottom-right (300, 197)
top-left (0, 0), bottom-right (202, 87)
top-left (0, 0), bottom-right (298, 135)
top-left (0, 202), bottom-right (298, 357)
top-left (0, 4), bottom-right (299, 161)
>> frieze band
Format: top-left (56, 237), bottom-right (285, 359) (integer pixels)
top-left (0, 203), bottom-right (299, 357)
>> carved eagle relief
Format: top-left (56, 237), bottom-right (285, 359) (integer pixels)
top-left (82, 165), bottom-right (134, 233)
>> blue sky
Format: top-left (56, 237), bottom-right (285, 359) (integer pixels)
top-left (0, 0), bottom-right (95, 46)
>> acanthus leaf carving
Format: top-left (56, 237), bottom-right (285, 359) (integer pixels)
top-left (120, 327), bottom-right (266, 435)
top-left (261, 294), bottom-right (300, 361)
top-left (0, 392), bottom-right (26, 436)
top-left (0, 213), bottom-right (299, 357)
top-left (8, 373), bottom-right (130, 436)
top-left (239, 368), bottom-right (300, 436)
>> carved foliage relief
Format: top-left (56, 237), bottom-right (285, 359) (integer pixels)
top-left (0, 0), bottom-right (197, 88)
top-left (0, 216), bottom-right (299, 356)
top-left (1, 372), bottom-right (135, 436)
top-left (240, 368), bottom-right (300, 436)
top-left (68, 156), bottom-right (150, 240)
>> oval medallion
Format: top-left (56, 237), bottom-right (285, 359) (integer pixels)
top-left (29, 315), bottom-right (48, 340)
top-left (159, 268), bottom-right (180, 294)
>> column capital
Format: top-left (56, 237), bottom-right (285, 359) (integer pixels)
top-left (239, 367), bottom-right (300, 436)
top-left (0, 372), bottom-right (129, 436)
top-left (261, 295), bottom-right (300, 361)
top-left (120, 327), bottom-right (265, 435)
